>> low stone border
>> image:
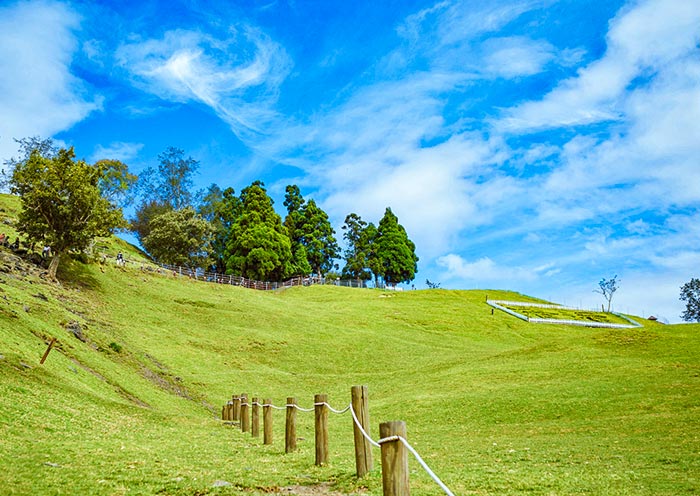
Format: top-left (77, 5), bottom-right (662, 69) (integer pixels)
top-left (487, 300), bottom-right (642, 329)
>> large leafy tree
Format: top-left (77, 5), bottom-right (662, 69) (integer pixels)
top-left (198, 184), bottom-right (241, 273)
top-left (680, 278), bottom-right (700, 322)
top-left (131, 199), bottom-right (172, 244)
top-left (94, 159), bottom-right (137, 208)
top-left (302, 199), bottom-right (340, 276)
top-left (341, 213), bottom-right (372, 282)
top-left (375, 207), bottom-right (418, 286)
top-left (132, 146), bottom-right (199, 241)
top-left (284, 185), bottom-right (339, 277)
top-left (141, 146), bottom-right (200, 209)
top-left (283, 185), bottom-right (312, 276)
top-left (142, 207), bottom-right (213, 268)
top-left (8, 144), bottom-right (127, 279)
top-left (226, 182), bottom-right (293, 281)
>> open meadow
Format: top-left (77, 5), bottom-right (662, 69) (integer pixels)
top-left (0, 196), bottom-right (698, 494)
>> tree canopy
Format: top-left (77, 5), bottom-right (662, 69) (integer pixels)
top-left (142, 207), bottom-right (213, 268)
top-left (8, 144), bottom-right (127, 279)
top-left (284, 185), bottom-right (339, 277)
top-left (225, 182), bottom-right (293, 281)
top-left (375, 207), bottom-right (419, 286)
top-left (340, 209), bottom-right (418, 287)
top-left (595, 275), bottom-right (619, 313)
top-left (341, 213), bottom-right (372, 282)
top-left (680, 278), bottom-right (700, 322)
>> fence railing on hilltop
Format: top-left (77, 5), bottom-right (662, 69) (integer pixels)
top-left (106, 251), bottom-right (398, 291)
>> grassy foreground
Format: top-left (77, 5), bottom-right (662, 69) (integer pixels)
top-left (1, 199), bottom-right (699, 495)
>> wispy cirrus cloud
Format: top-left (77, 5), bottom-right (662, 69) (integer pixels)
top-left (115, 26), bottom-right (292, 141)
top-left (0, 0), bottom-right (101, 162)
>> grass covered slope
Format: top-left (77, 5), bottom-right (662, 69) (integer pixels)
top-left (0, 196), bottom-right (698, 494)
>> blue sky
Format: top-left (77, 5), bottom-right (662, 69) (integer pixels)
top-left (1, 0), bottom-right (699, 322)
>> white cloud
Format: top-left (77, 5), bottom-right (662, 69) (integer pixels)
top-left (480, 36), bottom-right (555, 78)
top-left (436, 254), bottom-right (557, 284)
top-left (497, 0), bottom-right (700, 132)
top-left (90, 142), bottom-right (144, 164)
top-left (116, 26), bottom-right (292, 141)
top-left (0, 0), bottom-right (101, 162)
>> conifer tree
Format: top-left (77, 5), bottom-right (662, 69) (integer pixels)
top-left (284, 185), bottom-right (339, 277)
top-left (226, 182), bottom-right (293, 281)
top-left (375, 207), bottom-right (418, 286)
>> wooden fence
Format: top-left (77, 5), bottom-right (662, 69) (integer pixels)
top-left (221, 385), bottom-right (454, 496)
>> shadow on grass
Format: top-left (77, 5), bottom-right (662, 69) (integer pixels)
top-left (57, 256), bottom-right (102, 291)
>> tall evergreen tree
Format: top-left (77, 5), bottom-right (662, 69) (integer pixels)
top-left (284, 185), bottom-right (339, 277)
top-left (300, 199), bottom-right (340, 276)
top-left (375, 208), bottom-right (418, 286)
top-left (226, 182), bottom-right (293, 281)
top-left (283, 185), bottom-right (311, 276)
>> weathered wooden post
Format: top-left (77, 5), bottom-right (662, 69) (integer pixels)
top-left (233, 395), bottom-right (241, 421)
top-left (351, 385), bottom-right (373, 477)
top-left (380, 421), bottom-right (410, 496)
top-left (40, 337), bottom-right (57, 365)
top-left (241, 394), bottom-right (250, 433)
top-left (251, 397), bottom-right (260, 438)
top-left (314, 394), bottom-right (329, 465)
top-left (221, 404), bottom-right (226, 421)
top-left (263, 398), bottom-right (273, 445)
top-left (285, 397), bottom-right (297, 453)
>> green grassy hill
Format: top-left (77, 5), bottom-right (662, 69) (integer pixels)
top-left (1, 194), bottom-right (698, 495)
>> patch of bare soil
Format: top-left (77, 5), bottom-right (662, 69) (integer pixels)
top-left (272, 483), bottom-right (353, 495)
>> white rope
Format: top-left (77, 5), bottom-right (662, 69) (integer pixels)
top-left (349, 403), bottom-right (381, 448)
top-left (315, 402), bottom-right (351, 414)
top-left (375, 435), bottom-right (455, 496)
top-left (227, 398), bottom-right (456, 496)
top-left (261, 403), bottom-right (286, 410)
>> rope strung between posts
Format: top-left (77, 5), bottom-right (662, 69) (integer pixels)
top-left (347, 402), bottom-right (455, 496)
top-left (377, 435), bottom-right (456, 496)
top-left (229, 397), bottom-right (455, 496)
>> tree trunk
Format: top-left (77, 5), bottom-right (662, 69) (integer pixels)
top-left (48, 253), bottom-right (61, 280)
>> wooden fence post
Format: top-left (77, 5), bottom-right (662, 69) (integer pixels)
top-left (380, 421), bottom-right (410, 496)
top-left (251, 397), bottom-right (260, 438)
top-left (285, 397), bottom-right (297, 453)
top-left (351, 385), bottom-right (373, 477)
top-left (263, 398), bottom-right (273, 445)
top-left (233, 395), bottom-right (241, 421)
top-left (314, 394), bottom-right (329, 466)
top-left (241, 394), bottom-right (250, 433)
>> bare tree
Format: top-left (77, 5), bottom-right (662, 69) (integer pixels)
top-left (595, 275), bottom-right (619, 313)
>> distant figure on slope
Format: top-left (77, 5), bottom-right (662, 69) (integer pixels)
top-left (116, 252), bottom-right (124, 267)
